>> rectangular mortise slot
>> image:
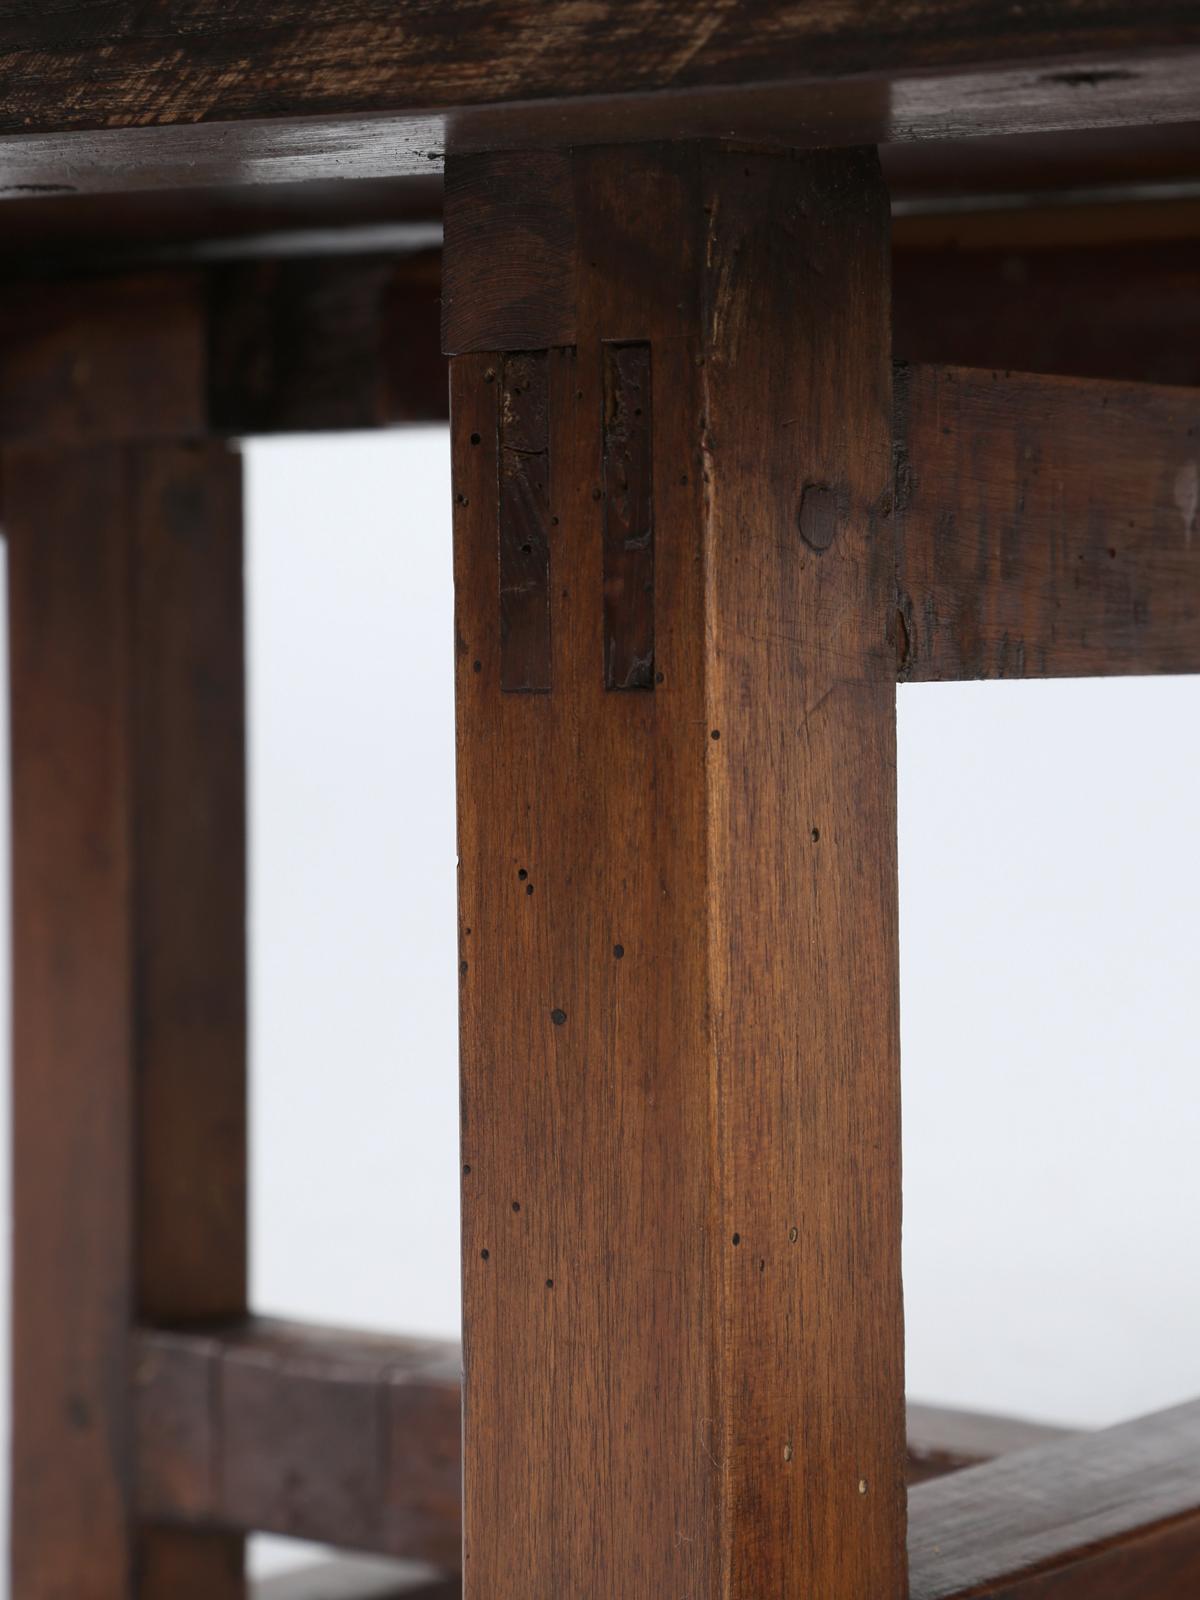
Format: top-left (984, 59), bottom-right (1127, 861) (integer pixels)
top-left (602, 342), bottom-right (654, 690)
top-left (499, 350), bottom-right (551, 692)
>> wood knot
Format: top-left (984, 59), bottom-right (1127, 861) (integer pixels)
top-left (798, 483), bottom-right (840, 552)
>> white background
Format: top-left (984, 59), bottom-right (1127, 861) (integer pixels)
top-left (1, 428), bottom-right (1197, 1579)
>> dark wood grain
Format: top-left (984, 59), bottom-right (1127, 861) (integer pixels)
top-left (207, 251), bottom-right (444, 434)
top-left (601, 341), bottom-right (654, 689)
top-left (0, 272), bottom-right (207, 442)
top-left (0, 255), bottom-right (446, 442)
top-left (8, 444), bottom-right (139, 1600)
top-left (135, 1320), bottom-right (461, 1570)
top-left (2, 123), bottom-right (1199, 274)
top-left (0, 0), bottom-right (1197, 174)
top-left (906, 1404), bottom-right (1074, 1486)
top-left (497, 351), bottom-right (552, 693)
top-left (895, 363), bottom-right (1200, 680)
top-left (909, 1398), bottom-right (1200, 1598)
top-left (442, 153), bottom-right (575, 356)
top-left (452, 141), bottom-right (903, 1598)
top-left (8, 439), bottom-right (246, 1599)
top-left (894, 219), bottom-right (1200, 389)
top-left (133, 446), bottom-right (246, 1326)
top-left (0, 177), bottom-right (443, 270)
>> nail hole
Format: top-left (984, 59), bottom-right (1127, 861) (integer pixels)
top-left (613, 944), bottom-right (625, 959)
top-left (463, 1164), bottom-right (471, 1174)
top-left (551, 1008), bottom-right (567, 1026)
top-left (470, 432), bottom-right (481, 445)
top-left (811, 827), bottom-right (820, 842)
top-left (481, 1248), bottom-right (490, 1259)
top-left (525, 883), bottom-right (534, 895)
top-left (711, 729), bottom-right (721, 740)
top-left (518, 869), bottom-right (528, 880)
top-left (460, 960), bottom-right (468, 974)
top-left (732, 1233), bottom-right (740, 1246)
top-left (789, 1227), bottom-right (798, 1243)
top-left (512, 1201), bottom-right (521, 1213)
top-left (473, 660), bottom-right (482, 673)
top-left (545, 1278), bottom-right (554, 1289)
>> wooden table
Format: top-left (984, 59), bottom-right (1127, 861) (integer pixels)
top-left (2, 6), bottom-right (1199, 1597)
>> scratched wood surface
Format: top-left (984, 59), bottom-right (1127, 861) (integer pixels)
top-left (0, 0), bottom-right (1197, 163)
top-left (894, 363), bottom-right (1200, 680)
top-left (452, 140), bottom-right (904, 1599)
top-left (7, 440), bottom-right (246, 1599)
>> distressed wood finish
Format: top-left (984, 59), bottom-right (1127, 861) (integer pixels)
top-left (135, 1321), bottom-right (461, 1570)
top-left (452, 142), bottom-right (904, 1598)
top-left (909, 1399), bottom-right (1200, 1599)
top-left (1, 0), bottom-right (1198, 190)
top-left (8, 440), bottom-right (246, 1599)
top-left (895, 364), bottom-right (1200, 681)
top-left (601, 340), bottom-right (655, 689)
top-left (497, 351), bottom-right (552, 693)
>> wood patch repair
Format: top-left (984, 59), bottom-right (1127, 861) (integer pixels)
top-left (602, 341), bottom-right (654, 689)
top-left (499, 351), bottom-right (551, 693)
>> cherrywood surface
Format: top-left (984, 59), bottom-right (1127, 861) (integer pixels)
top-left (909, 1399), bottom-right (1200, 1598)
top-left (133, 1315), bottom-right (1042, 1569)
top-left (7, 439), bottom-right (246, 1599)
top-left (452, 140), bottom-right (904, 1599)
top-left (894, 363), bottom-right (1200, 680)
top-left (135, 1320), bottom-right (461, 1570)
